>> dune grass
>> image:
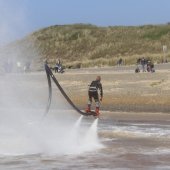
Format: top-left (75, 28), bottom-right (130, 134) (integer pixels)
top-left (1, 24), bottom-right (170, 69)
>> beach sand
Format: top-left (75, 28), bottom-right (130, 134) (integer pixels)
top-left (54, 64), bottom-right (170, 115)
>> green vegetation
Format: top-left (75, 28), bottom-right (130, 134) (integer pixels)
top-left (2, 24), bottom-right (170, 69)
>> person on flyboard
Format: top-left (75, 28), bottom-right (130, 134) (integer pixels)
top-left (85, 76), bottom-right (103, 116)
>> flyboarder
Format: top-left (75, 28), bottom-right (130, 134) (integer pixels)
top-left (85, 76), bottom-right (103, 116)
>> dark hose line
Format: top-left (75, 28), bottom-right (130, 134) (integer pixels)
top-left (44, 63), bottom-right (93, 116)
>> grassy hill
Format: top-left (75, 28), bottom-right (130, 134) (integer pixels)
top-left (1, 24), bottom-right (170, 70)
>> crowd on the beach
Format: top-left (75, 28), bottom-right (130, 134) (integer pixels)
top-left (3, 55), bottom-right (168, 74)
top-left (53, 58), bottom-right (64, 73)
top-left (49, 58), bottom-right (64, 73)
top-left (3, 59), bottom-right (31, 73)
top-left (135, 57), bottom-right (155, 73)
top-left (3, 57), bottom-right (65, 74)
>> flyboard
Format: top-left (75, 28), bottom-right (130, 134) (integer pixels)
top-left (44, 63), bottom-right (98, 117)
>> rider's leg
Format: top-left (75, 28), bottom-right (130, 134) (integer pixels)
top-left (86, 92), bottom-right (92, 112)
top-left (94, 93), bottom-right (100, 116)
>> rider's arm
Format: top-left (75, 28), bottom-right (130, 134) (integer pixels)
top-left (99, 83), bottom-right (103, 101)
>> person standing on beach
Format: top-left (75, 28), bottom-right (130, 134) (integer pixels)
top-left (54, 58), bottom-right (61, 73)
top-left (141, 57), bottom-right (146, 72)
top-left (85, 76), bottom-right (103, 116)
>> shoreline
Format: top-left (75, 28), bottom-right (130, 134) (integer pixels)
top-left (100, 110), bottom-right (170, 122)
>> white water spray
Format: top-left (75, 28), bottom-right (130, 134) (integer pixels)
top-left (0, 77), bottom-right (103, 156)
top-left (0, 0), bottom-right (29, 46)
top-left (74, 115), bottom-right (83, 128)
top-left (61, 115), bottom-right (103, 155)
top-left (0, 0), bottom-right (103, 156)
top-left (83, 118), bottom-right (103, 150)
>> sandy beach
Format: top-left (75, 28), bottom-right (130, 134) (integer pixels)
top-left (54, 63), bottom-right (170, 114)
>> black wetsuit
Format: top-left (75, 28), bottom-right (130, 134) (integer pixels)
top-left (88, 80), bottom-right (103, 103)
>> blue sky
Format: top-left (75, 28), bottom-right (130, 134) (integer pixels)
top-left (0, 0), bottom-right (170, 44)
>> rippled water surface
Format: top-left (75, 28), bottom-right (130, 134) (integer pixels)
top-left (1, 115), bottom-right (170, 170)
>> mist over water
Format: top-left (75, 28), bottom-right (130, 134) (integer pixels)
top-left (0, 0), bottom-right (29, 46)
top-left (0, 72), bottom-right (103, 156)
top-left (0, 0), bottom-right (102, 157)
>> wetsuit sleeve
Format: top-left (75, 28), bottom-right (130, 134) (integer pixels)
top-left (99, 83), bottom-right (103, 97)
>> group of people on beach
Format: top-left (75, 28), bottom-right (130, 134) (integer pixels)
top-left (135, 57), bottom-right (155, 73)
top-left (3, 59), bottom-right (31, 73)
top-left (53, 58), bottom-right (64, 73)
